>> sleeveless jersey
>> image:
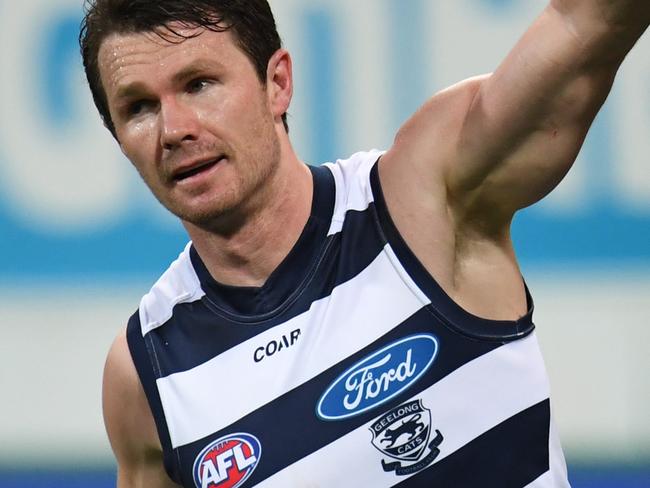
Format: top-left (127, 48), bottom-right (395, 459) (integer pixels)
top-left (126, 150), bottom-right (570, 488)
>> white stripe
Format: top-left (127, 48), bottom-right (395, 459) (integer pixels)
top-left (549, 421), bottom-right (570, 487)
top-left (324, 149), bottom-right (384, 236)
top-left (139, 242), bottom-right (205, 336)
top-left (259, 333), bottom-right (552, 487)
top-left (157, 247), bottom-right (430, 448)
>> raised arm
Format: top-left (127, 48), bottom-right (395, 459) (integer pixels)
top-left (103, 330), bottom-right (180, 488)
top-left (379, 1), bottom-right (648, 319)
top-left (384, 1), bottom-right (649, 229)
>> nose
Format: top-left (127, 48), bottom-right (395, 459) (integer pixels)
top-left (159, 97), bottom-right (200, 151)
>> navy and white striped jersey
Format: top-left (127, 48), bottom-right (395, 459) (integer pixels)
top-left (127, 150), bottom-right (570, 488)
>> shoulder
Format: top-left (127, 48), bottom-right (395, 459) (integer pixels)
top-left (383, 74), bottom-right (488, 176)
top-left (103, 328), bottom-right (161, 458)
top-left (104, 328), bottom-right (181, 486)
top-left (375, 75), bottom-right (490, 230)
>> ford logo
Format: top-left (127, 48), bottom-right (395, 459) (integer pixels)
top-left (317, 334), bottom-right (439, 420)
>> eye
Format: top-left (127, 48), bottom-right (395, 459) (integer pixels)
top-left (187, 78), bottom-right (211, 94)
top-left (126, 99), bottom-right (155, 118)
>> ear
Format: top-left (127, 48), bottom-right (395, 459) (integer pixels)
top-left (266, 49), bottom-right (293, 122)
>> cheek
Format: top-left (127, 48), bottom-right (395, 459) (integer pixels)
top-left (199, 83), bottom-right (267, 130)
top-left (191, 85), bottom-right (228, 119)
top-left (120, 122), bottom-right (160, 175)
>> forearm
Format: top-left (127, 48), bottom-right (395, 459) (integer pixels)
top-left (553, 0), bottom-right (650, 25)
top-left (551, 0), bottom-right (650, 65)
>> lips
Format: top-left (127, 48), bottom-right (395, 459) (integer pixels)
top-left (172, 156), bottom-right (224, 182)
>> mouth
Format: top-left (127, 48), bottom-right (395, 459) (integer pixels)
top-left (172, 156), bottom-right (225, 182)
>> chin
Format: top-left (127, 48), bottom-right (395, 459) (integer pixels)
top-left (169, 192), bottom-right (249, 233)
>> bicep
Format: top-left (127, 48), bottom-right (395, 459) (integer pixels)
top-left (387, 5), bottom-right (618, 233)
top-left (103, 330), bottom-right (180, 488)
top-left (449, 5), bottom-right (616, 220)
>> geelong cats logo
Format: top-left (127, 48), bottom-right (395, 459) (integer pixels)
top-left (370, 399), bottom-right (443, 476)
top-left (317, 334), bottom-right (438, 420)
top-left (193, 433), bottom-right (261, 488)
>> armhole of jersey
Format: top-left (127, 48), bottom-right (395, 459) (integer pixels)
top-left (368, 159), bottom-right (535, 342)
top-left (126, 314), bottom-right (181, 483)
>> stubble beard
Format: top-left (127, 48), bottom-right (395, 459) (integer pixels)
top-left (165, 129), bottom-right (282, 236)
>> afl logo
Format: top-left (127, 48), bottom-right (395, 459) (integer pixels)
top-left (317, 334), bottom-right (438, 420)
top-left (192, 433), bottom-right (262, 488)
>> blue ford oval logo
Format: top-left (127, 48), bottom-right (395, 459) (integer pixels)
top-left (317, 334), bottom-right (439, 420)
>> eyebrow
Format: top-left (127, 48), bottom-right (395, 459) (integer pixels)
top-left (114, 81), bottom-right (152, 102)
top-left (171, 59), bottom-right (221, 84)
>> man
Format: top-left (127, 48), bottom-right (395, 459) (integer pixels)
top-left (80, 0), bottom-right (648, 486)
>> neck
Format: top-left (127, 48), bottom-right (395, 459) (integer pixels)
top-left (184, 139), bottom-right (312, 287)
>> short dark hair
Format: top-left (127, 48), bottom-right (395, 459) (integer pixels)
top-left (79, 0), bottom-right (287, 138)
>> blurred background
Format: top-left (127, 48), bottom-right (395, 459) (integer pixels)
top-left (0, 0), bottom-right (648, 486)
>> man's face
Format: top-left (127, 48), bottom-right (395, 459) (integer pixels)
top-left (98, 26), bottom-right (281, 229)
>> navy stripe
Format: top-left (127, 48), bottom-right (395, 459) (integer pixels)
top-left (369, 161), bottom-right (536, 342)
top-left (148, 204), bottom-right (386, 377)
top-left (396, 400), bottom-right (551, 488)
top-left (175, 308), bottom-right (505, 486)
top-left (126, 314), bottom-right (181, 484)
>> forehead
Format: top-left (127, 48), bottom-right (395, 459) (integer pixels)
top-left (98, 26), bottom-right (241, 95)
